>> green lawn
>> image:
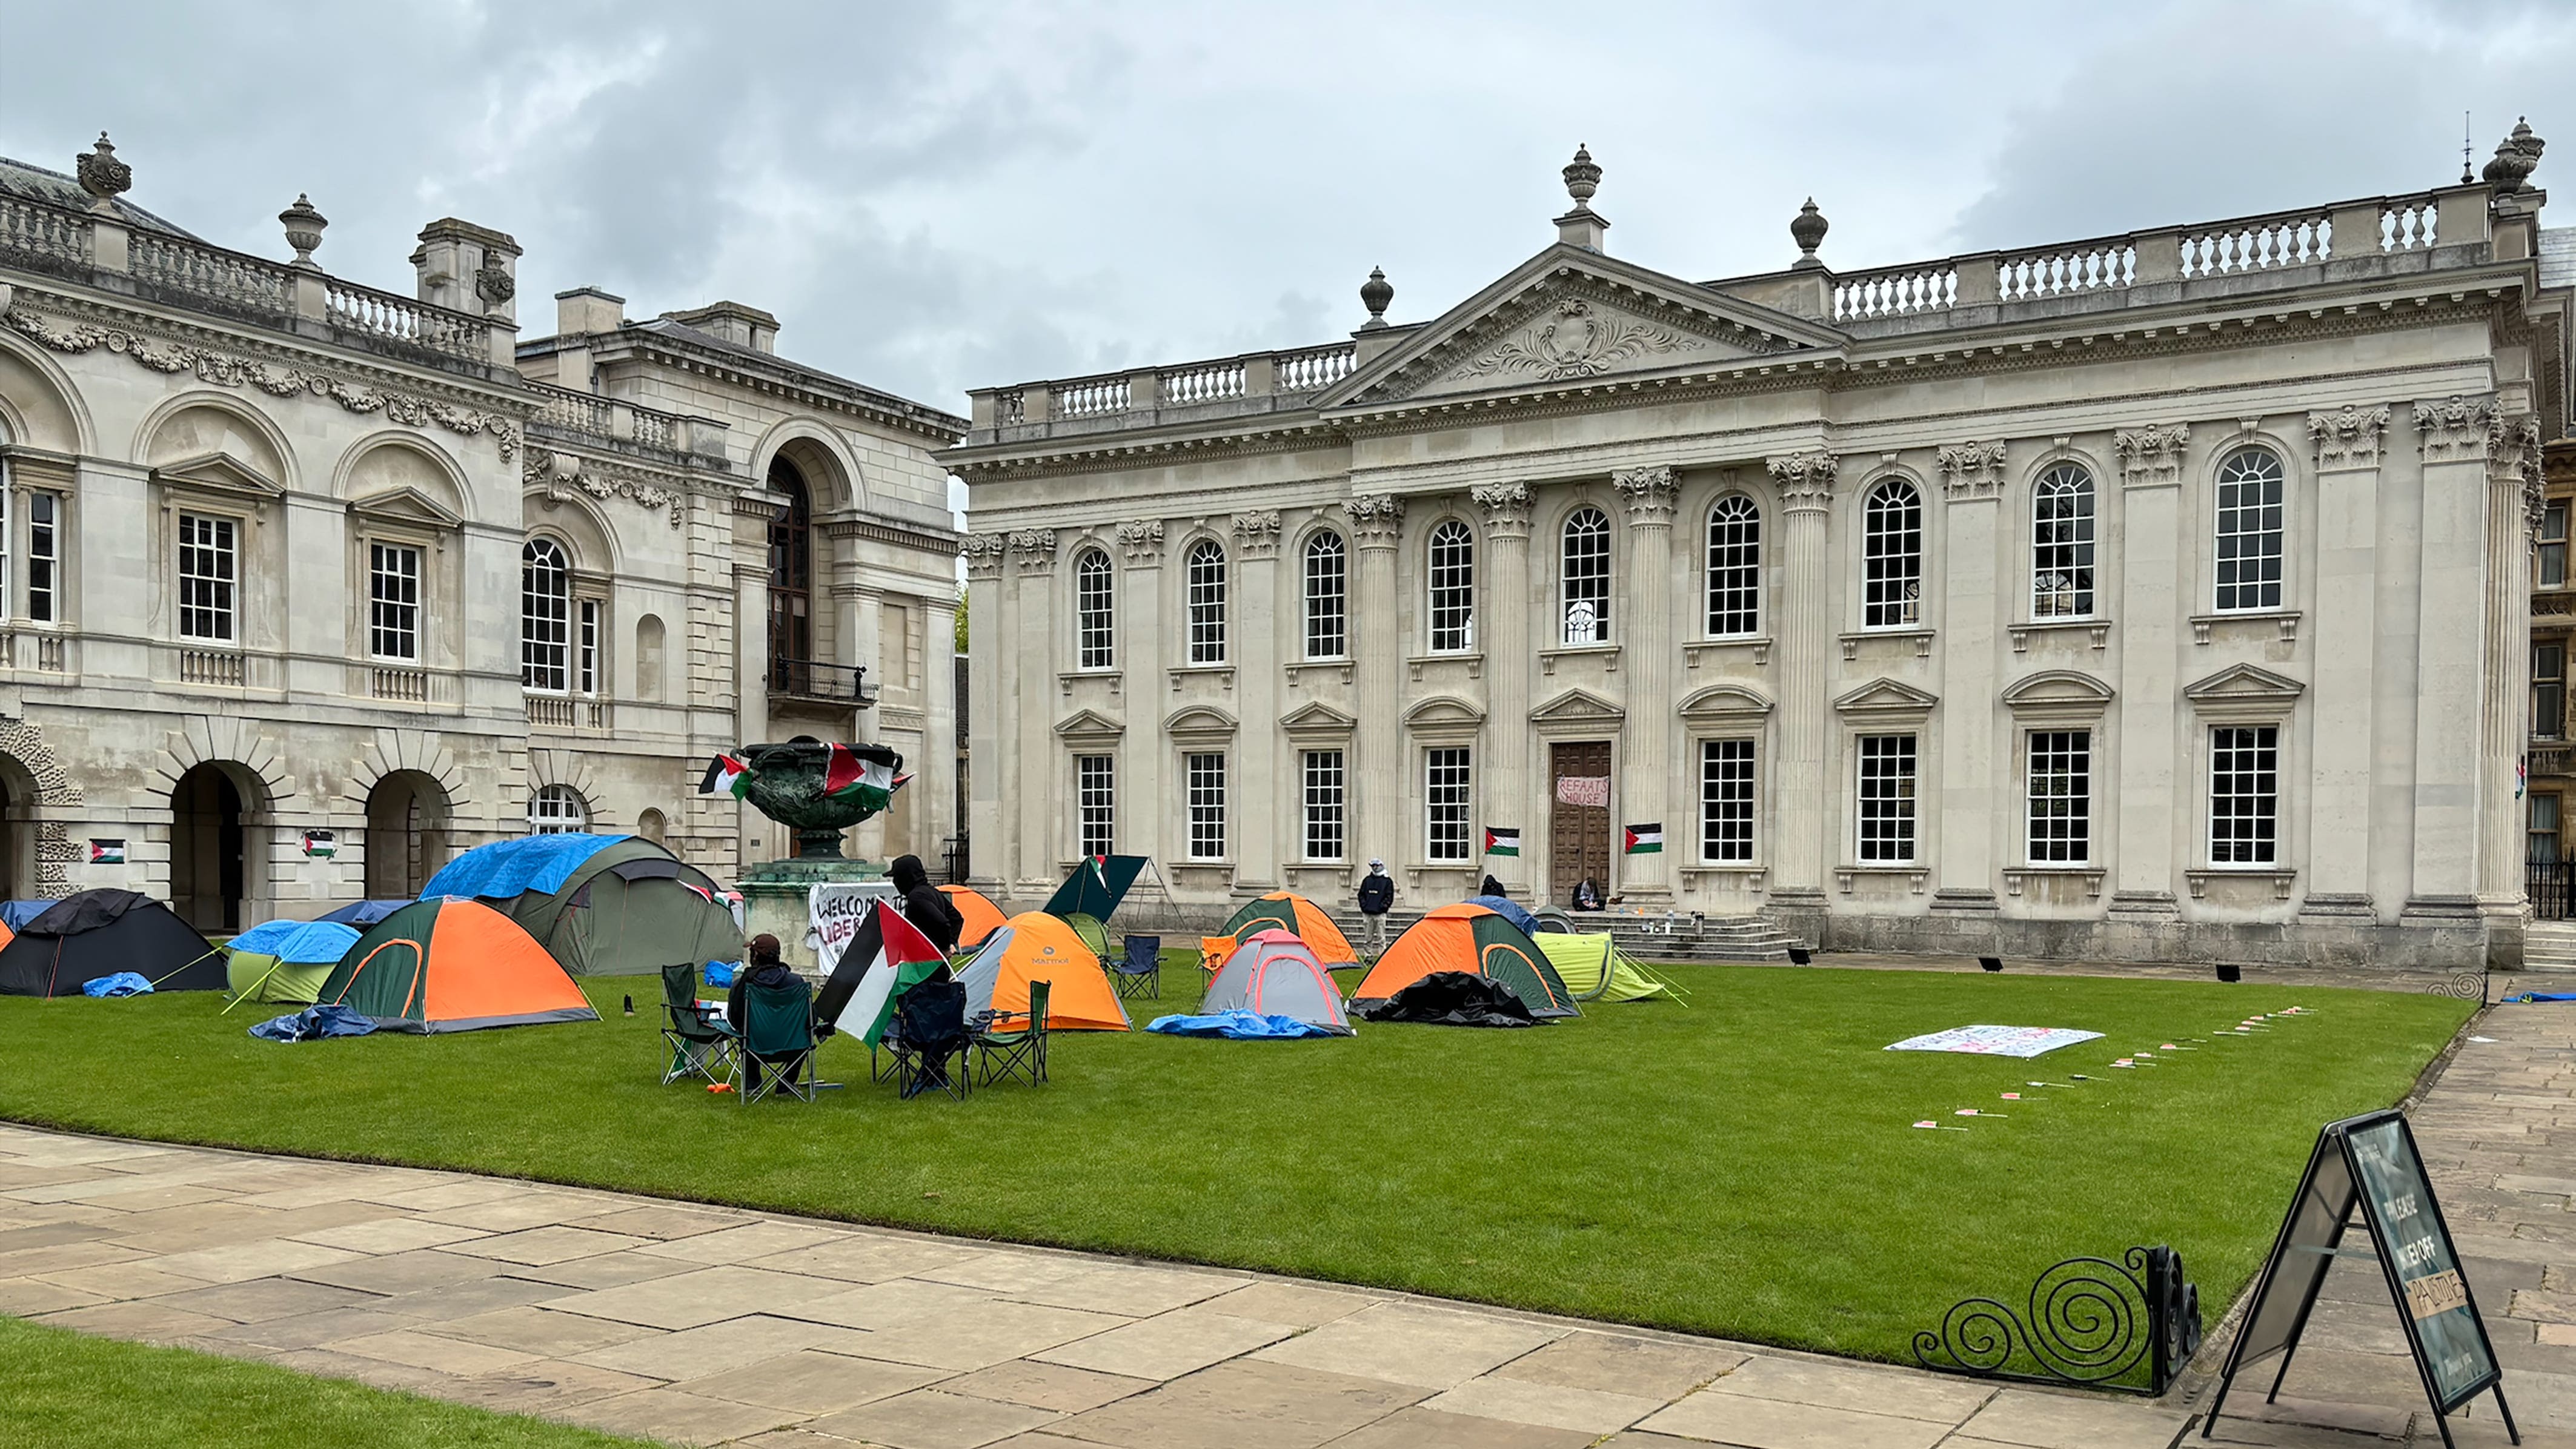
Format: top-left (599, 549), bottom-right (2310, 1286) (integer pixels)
top-left (0, 960), bottom-right (2468, 1376)
top-left (0, 1315), bottom-right (651, 1449)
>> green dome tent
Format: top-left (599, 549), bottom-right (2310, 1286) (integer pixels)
top-left (419, 834), bottom-right (740, 977)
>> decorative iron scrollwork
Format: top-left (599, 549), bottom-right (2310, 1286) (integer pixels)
top-left (2425, 971), bottom-right (2486, 1001)
top-left (1913, 1245), bottom-right (2201, 1396)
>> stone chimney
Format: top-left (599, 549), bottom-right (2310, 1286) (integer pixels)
top-left (662, 301), bottom-right (779, 354)
top-left (555, 287), bottom-right (627, 337)
top-left (411, 218), bottom-right (523, 327)
top-left (1555, 144), bottom-right (1608, 251)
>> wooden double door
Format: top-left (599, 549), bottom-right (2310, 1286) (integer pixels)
top-left (1549, 740), bottom-right (1612, 904)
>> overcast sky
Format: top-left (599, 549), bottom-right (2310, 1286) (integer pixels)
top-left (2, 0), bottom-right (2566, 422)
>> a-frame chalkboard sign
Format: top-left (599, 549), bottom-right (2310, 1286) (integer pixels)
top-left (2203, 1109), bottom-right (2515, 1448)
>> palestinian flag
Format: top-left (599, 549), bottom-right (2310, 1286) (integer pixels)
top-left (816, 901), bottom-right (948, 1047)
top-left (1484, 827), bottom-right (1521, 857)
top-left (1624, 823), bottom-right (1664, 855)
top-left (699, 753), bottom-right (750, 797)
top-left (823, 743), bottom-right (906, 815)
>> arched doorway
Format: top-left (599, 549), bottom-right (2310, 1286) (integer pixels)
top-left (171, 763), bottom-right (247, 932)
top-left (0, 776), bottom-right (16, 900)
top-left (365, 770), bottom-right (450, 898)
top-left (767, 458), bottom-right (813, 688)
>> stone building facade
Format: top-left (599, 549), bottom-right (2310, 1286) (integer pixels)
top-left (0, 134), bottom-right (961, 931)
top-left (952, 134), bottom-right (2571, 968)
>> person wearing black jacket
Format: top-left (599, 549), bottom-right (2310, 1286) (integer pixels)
top-left (1356, 858), bottom-right (1394, 958)
top-left (726, 934), bottom-right (808, 1092)
top-left (889, 854), bottom-right (963, 954)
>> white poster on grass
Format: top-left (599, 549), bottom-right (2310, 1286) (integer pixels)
top-left (1884, 1024), bottom-right (2105, 1058)
top-left (808, 880), bottom-right (897, 976)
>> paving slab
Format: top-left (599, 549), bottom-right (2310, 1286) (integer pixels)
top-left (442, 1224), bottom-right (650, 1266)
top-left (542, 1264), bottom-right (850, 1331)
top-left (939, 1359), bottom-right (1158, 1413)
top-left (144, 1276), bottom-right (386, 1325)
top-left (1318, 1404), bottom-right (1600, 1448)
top-left (0, 1276), bottom-right (107, 1315)
top-left (1635, 1388), bottom-right (1956, 1448)
top-left (674, 1346), bottom-right (947, 1414)
top-left (1051, 1359), bottom-right (1430, 1449)
top-left (1491, 1330), bottom-right (1747, 1400)
top-left (1419, 1371), bottom-right (1664, 1434)
top-left (853, 1299), bottom-right (1135, 1372)
top-left (1954, 1387), bottom-right (2193, 1449)
top-left (422, 1304), bottom-right (660, 1356)
top-left (1029, 1305), bottom-right (1293, 1380)
top-left (1251, 1301), bottom-right (1562, 1390)
top-left (327, 1326), bottom-right (545, 1377)
top-left (439, 1359), bottom-right (666, 1416)
top-left (804, 1387), bottom-right (1063, 1448)
top-left (560, 1385), bottom-right (800, 1447)
top-left (1695, 1352), bottom-right (1997, 1422)
top-left (570, 1312), bottom-right (874, 1381)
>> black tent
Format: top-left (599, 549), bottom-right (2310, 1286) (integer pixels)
top-left (0, 890), bottom-right (225, 997)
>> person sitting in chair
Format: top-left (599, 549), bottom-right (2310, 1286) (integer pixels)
top-left (1572, 877), bottom-right (1605, 912)
top-left (726, 934), bottom-right (808, 1092)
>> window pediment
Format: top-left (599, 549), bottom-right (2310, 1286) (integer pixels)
top-left (2000, 669), bottom-right (2114, 720)
top-left (1679, 683), bottom-right (1776, 725)
top-left (348, 486), bottom-right (463, 531)
top-left (1529, 686), bottom-right (1625, 728)
top-left (1834, 677), bottom-right (1939, 721)
top-left (1054, 708), bottom-right (1125, 744)
top-left (2183, 663), bottom-right (2304, 717)
top-left (1403, 695), bottom-right (1486, 731)
top-left (152, 451), bottom-right (283, 501)
top-left (1163, 705), bottom-right (1238, 741)
top-left (1280, 701), bottom-right (1356, 738)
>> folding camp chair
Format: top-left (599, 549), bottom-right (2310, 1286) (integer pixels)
top-left (659, 963), bottom-right (738, 1086)
top-left (1111, 935), bottom-right (1161, 1000)
top-left (889, 978), bottom-right (971, 1101)
top-left (739, 976), bottom-right (818, 1105)
top-left (976, 980), bottom-right (1050, 1086)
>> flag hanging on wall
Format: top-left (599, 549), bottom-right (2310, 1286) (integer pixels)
top-left (1483, 827), bottom-right (1521, 857)
top-left (699, 754), bottom-right (750, 797)
top-left (1624, 823), bottom-right (1664, 855)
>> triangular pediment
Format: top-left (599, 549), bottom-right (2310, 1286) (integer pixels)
top-left (1279, 701), bottom-right (1357, 735)
top-left (1403, 695), bottom-right (1487, 729)
top-left (1529, 687), bottom-right (1625, 725)
top-left (348, 486), bottom-right (463, 530)
top-left (1320, 244), bottom-right (1845, 411)
top-left (1833, 677), bottom-right (1941, 717)
top-left (1679, 683), bottom-right (1776, 721)
top-left (2000, 670), bottom-right (2114, 710)
top-left (2183, 663), bottom-right (2305, 706)
top-left (1054, 708), bottom-right (1125, 740)
top-left (151, 451), bottom-right (282, 499)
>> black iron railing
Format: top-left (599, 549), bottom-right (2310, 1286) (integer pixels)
top-left (768, 657), bottom-right (875, 705)
top-left (1913, 1245), bottom-right (2202, 1396)
top-left (2531, 859), bottom-right (2575, 921)
top-left (943, 834), bottom-right (970, 885)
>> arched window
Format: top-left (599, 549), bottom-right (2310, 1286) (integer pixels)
top-left (767, 459), bottom-right (813, 674)
top-left (1074, 548), bottom-right (1114, 669)
top-left (636, 807), bottom-right (668, 844)
top-left (1186, 539), bottom-right (1227, 663)
top-left (2214, 447), bottom-right (2285, 612)
top-left (1706, 496), bottom-right (1762, 637)
top-left (1861, 479), bottom-right (1922, 629)
top-left (522, 538), bottom-right (570, 691)
top-left (1561, 507), bottom-right (1612, 645)
top-left (1303, 531), bottom-right (1347, 659)
top-left (1427, 520), bottom-right (1475, 652)
top-left (528, 783), bottom-right (586, 835)
top-left (2031, 464), bottom-right (2096, 619)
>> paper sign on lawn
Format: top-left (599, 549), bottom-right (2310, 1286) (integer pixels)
top-left (1884, 1024), bottom-right (2106, 1058)
top-left (818, 901), bottom-right (949, 1047)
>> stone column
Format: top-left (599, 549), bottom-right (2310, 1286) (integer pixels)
top-left (1346, 496), bottom-right (1407, 878)
top-left (1010, 529), bottom-right (1058, 896)
top-left (732, 560), bottom-right (772, 864)
top-left (2408, 398), bottom-right (2500, 917)
top-left (1767, 452), bottom-right (1839, 904)
top-left (1232, 509), bottom-right (1284, 892)
top-left (1472, 483), bottom-right (1534, 895)
top-left (1117, 521), bottom-right (1167, 864)
top-left (2485, 416), bottom-right (2547, 926)
top-left (2301, 407), bottom-right (2389, 922)
top-left (1934, 443), bottom-right (2005, 927)
top-left (832, 580), bottom-right (884, 857)
top-left (922, 591), bottom-right (959, 878)
top-left (963, 536), bottom-right (1008, 889)
top-left (2110, 426), bottom-right (2188, 926)
top-left (1614, 466), bottom-right (1678, 902)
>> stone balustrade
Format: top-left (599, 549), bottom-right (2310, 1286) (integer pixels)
top-left (974, 340), bottom-right (1359, 433)
top-left (0, 193), bottom-right (93, 275)
top-left (525, 379), bottom-right (728, 464)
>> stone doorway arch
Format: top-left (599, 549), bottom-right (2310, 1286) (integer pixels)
top-left (171, 761), bottom-right (259, 932)
top-left (364, 770), bottom-right (451, 898)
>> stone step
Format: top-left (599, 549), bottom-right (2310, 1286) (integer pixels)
top-left (1321, 907), bottom-right (1803, 964)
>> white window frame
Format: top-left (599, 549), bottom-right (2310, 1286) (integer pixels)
top-left (1700, 738), bottom-right (1756, 863)
top-left (528, 783), bottom-right (587, 835)
top-left (578, 597), bottom-right (600, 695)
top-left (176, 511), bottom-right (239, 643)
top-left (2214, 447), bottom-right (2286, 613)
top-left (1185, 540), bottom-right (1227, 665)
top-left (2031, 463), bottom-right (2096, 620)
top-left (2208, 724), bottom-right (2280, 865)
top-left (1424, 746), bottom-right (1472, 863)
top-left (522, 538), bottom-right (571, 692)
top-left (1303, 531), bottom-right (1347, 660)
top-left (1301, 748), bottom-right (1346, 862)
top-left (25, 490), bottom-right (58, 625)
top-left (1705, 494), bottom-right (1761, 638)
top-left (1427, 520), bottom-right (1475, 652)
top-left (1861, 479), bottom-right (1922, 629)
top-left (367, 540), bottom-right (422, 663)
top-left (1075, 548), bottom-right (1115, 670)
top-left (2026, 728), bottom-right (2092, 865)
top-left (1856, 733), bottom-right (1917, 863)
top-left (1185, 751), bottom-right (1227, 860)
top-left (1560, 507), bottom-right (1612, 645)
top-left (1076, 754), bottom-right (1115, 858)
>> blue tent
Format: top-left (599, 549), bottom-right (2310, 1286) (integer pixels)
top-left (0, 899), bottom-right (61, 932)
top-left (1464, 894), bottom-right (1539, 937)
top-left (319, 899), bottom-right (410, 927)
top-left (225, 920), bottom-right (363, 1005)
top-left (420, 834), bottom-right (631, 903)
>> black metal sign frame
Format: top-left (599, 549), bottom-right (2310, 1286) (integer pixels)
top-left (2203, 1110), bottom-right (2515, 1449)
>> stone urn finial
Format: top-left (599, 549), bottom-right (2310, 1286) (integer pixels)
top-left (1790, 197), bottom-right (1830, 270)
top-left (1358, 266), bottom-right (1393, 331)
top-left (75, 133), bottom-right (131, 209)
top-left (279, 194), bottom-right (328, 268)
top-left (1562, 144), bottom-right (1602, 211)
top-left (2483, 116), bottom-right (2546, 194)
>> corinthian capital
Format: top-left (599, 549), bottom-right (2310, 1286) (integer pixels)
top-left (1115, 519), bottom-right (1165, 565)
top-left (2308, 404), bottom-right (2389, 470)
top-left (1766, 451), bottom-right (1839, 511)
top-left (1008, 528), bottom-right (1058, 573)
top-left (1934, 442), bottom-right (2007, 501)
top-left (960, 533), bottom-right (1009, 579)
top-left (2113, 423), bottom-right (2189, 488)
top-left (1344, 493), bottom-right (1407, 547)
top-left (1230, 509), bottom-right (1283, 559)
top-left (2413, 394), bottom-right (2501, 464)
top-left (1613, 466), bottom-right (1678, 524)
top-left (1470, 482), bottom-right (1532, 537)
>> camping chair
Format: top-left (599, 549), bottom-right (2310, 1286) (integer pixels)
top-left (976, 980), bottom-right (1051, 1087)
top-left (739, 976), bottom-right (818, 1106)
top-left (889, 978), bottom-right (971, 1102)
top-left (659, 963), bottom-right (738, 1086)
top-left (1112, 935), bottom-right (1161, 1000)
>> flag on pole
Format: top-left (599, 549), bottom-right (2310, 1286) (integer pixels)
top-left (1624, 823), bottom-right (1664, 855)
top-left (1484, 827), bottom-right (1521, 857)
top-left (699, 753), bottom-right (751, 797)
top-left (815, 901), bottom-right (949, 1047)
top-left (823, 743), bottom-right (906, 814)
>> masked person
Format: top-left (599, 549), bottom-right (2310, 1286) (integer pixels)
top-left (1356, 858), bottom-right (1395, 957)
top-left (889, 854), bottom-right (963, 955)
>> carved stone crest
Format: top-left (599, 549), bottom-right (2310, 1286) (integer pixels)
top-left (1458, 299), bottom-right (1691, 383)
top-left (523, 448), bottom-right (685, 528)
top-left (2307, 405), bottom-right (2389, 470)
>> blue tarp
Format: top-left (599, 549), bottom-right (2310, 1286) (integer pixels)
top-left (1464, 895), bottom-right (1540, 937)
top-left (419, 834), bottom-right (631, 903)
top-left (228, 920), bottom-right (362, 963)
top-left (0, 899), bottom-right (61, 932)
top-left (82, 972), bottom-right (153, 997)
top-left (225, 919), bottom-right (302, 955)
top-left (1147, 1010), bottom-right (1340, 1040)
top-left (249, 1004), bottom-right (379, 1042)
top-left (703, 961), bottom-right (737, 987)
top-left (319, 899), bottom-right (410, 927)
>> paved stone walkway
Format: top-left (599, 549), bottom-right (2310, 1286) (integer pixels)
top-left (0, 967), bottom-right (2568, 1448)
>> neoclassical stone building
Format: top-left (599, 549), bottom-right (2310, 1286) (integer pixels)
top-left (0, 134), bottom-right (961, 930)
top-left (952, 133), bottom-right (2572, 967)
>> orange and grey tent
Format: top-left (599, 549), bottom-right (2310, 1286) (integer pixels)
top-left (1219, 892), bottom-right (1357, 967)
top-left (938, 884), bottom-right (1009, 950)
top-left (1349, 902), bottom-right (1580, 1018)
top-left (1204, 930), bottom-right (1353, 1035)
top-left (317, 898), bottom-right (597, 1033)
top-left (955, 911), bottom-right (1130, 1032)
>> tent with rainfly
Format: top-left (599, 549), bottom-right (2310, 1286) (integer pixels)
top-left (418, 834), bottom-right (740, 977)
top-left (1219, 893), bottom-right (1358, 967)
top-left (0, 890), bottom-right (225, 998)
top-left (937, 884), bottom-right (1009, 951)
top-left (955, 911), bottom-right (1130, 1032)
top-left (1201, 929), bottom-right (1353, 1035)
top-left (1349, 901), bottom-right (1580, 1019)
top-left (225, 920), bottom-right (364, 1005)
top-left (1535, 931), bottom-right (1681, 1003)
top-left (319, 898), bottom-right (597, 1033)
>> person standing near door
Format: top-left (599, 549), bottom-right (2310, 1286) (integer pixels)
top-left (1357, 859), bottom-right (1394, 957)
